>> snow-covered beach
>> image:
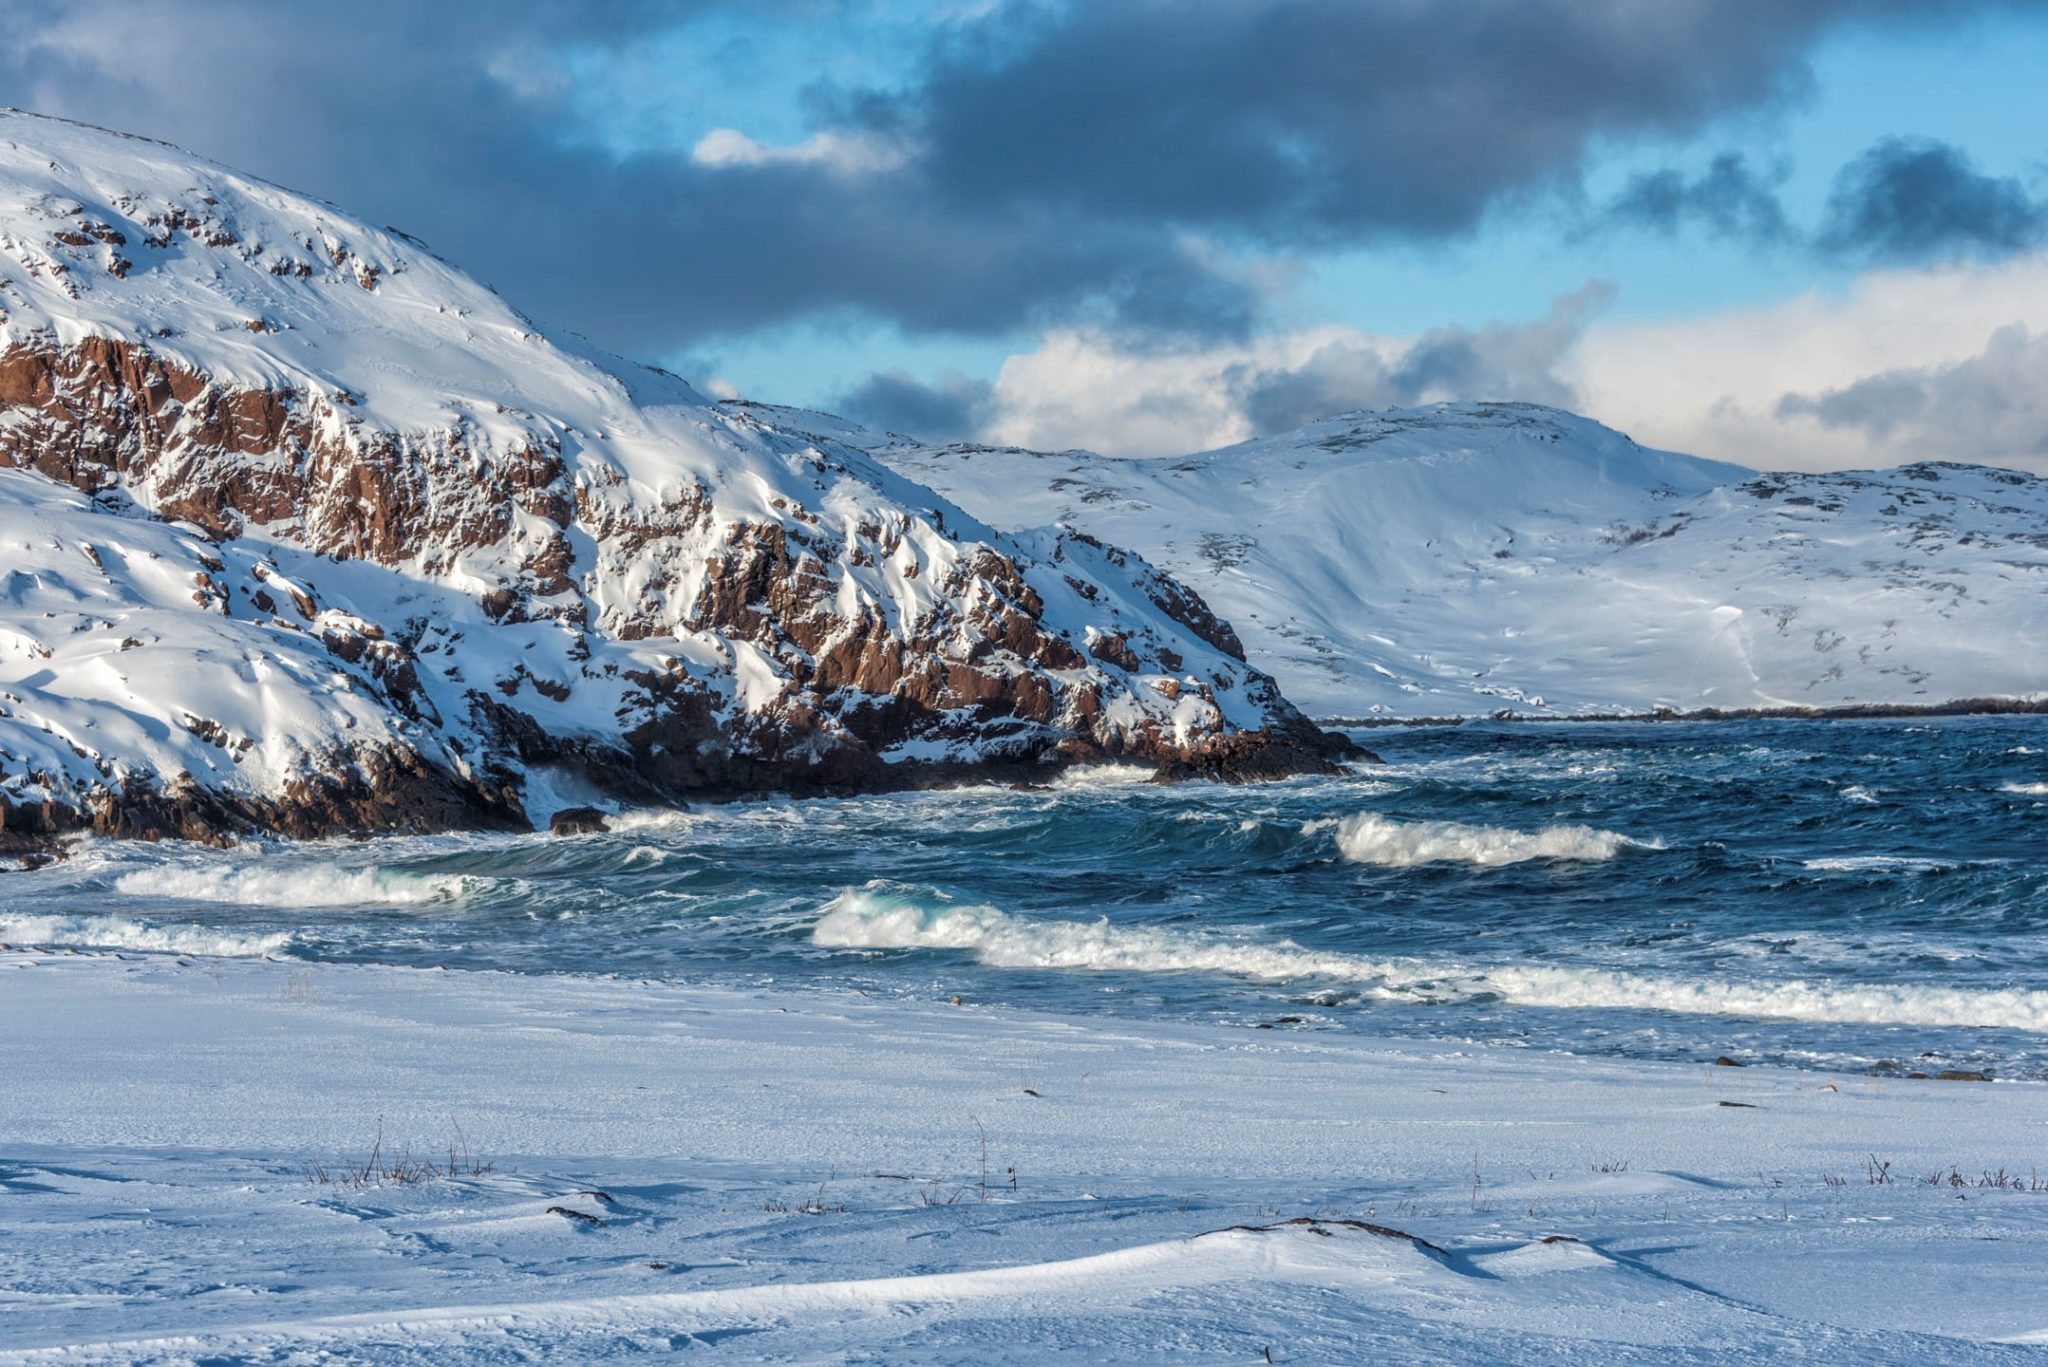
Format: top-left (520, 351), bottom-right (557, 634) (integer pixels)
top-left (4, 12), bottom-right (2048, 1362)
top-left (5, 948), bottom-right (2044, 1363)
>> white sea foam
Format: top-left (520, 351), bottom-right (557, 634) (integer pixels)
top-left (2000, 781), bottom-right (2048, 796)
top-left (812, 885), bottom-right (1393, 981)
top-left (1478, 965), bottom-right (2048, 1033)
top-left (607, 807), bottom-right (697, 834)
top-left (812, 886), bottom-right (2048, 1033)
top-left (1051, 764), bottom-right (1159, 790)
top-left (0, 913), bottom-right (291, 957)
top-left (1803, 856), bottom-right (1957, 874)
top-left (1334, 814), bottom-right (1654, 867)
top-left (113, 863), bottom-right (478, 907)
top-left (1840, 785), bottom-right (1879, 804)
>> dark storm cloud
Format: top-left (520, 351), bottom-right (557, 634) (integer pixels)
top-left (0, 0), bottom-right (2033, 358)
top-left (905, 1), bottom-right (1931, 243)
top-left (1605, 154), bottom-right (1795, 243)
top-left (1816, 136), bottom-right (2048, 262)
top-left (1232, 283), bottom-right (1613, 437)
top-left (0, 0), bottom-right (1254, 351)
top-left (1593, 136), bottom-right (2048, 266)
top-left (1775, 372), bottom-right (1933, 436)
top-left (1776, 323), bottom-right (2048, 465)
top-left (835, 370), bottom-right (996, 441)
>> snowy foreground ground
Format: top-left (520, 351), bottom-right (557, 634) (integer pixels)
top-left (4, 951), bottom-right (2046, 1363)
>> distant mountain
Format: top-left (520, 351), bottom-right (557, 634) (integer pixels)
top-left (0, 112), bottom-right (1341, 850)
top-left (781, 401), bottom-right (2047, 718)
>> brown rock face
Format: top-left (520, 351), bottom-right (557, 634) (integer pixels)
top-left (0, 333), bottom-right (1348, 848)
top-left (0, 114), bottom-right (1359, 854)
top-left (0, 337), bottom-right (567, 598)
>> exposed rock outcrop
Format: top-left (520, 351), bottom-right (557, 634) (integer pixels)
top-left (0, 111), bottom-right (1349, 850)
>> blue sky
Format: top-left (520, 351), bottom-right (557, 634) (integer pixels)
top-left (612, 7), bottom-right (2048, 410)
top-left (3, 0), bottom-right (2046, 469)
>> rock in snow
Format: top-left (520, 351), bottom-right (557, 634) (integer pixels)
top-left (0, 111), bottom-right (1346, 848)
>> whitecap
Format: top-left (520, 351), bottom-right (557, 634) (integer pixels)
top-left (1839, 785), bottom-right (1879, 804)
top-left (1999, 781), bottom-right (2048, 797)
top-left (1333, 813), bottom-right (1655, 868)
top-left (606, 808), bottom-right (696, 834)
top-left (811, 884), bottom-right (1392, 981)
top-left (809, 886), bottom-right (2048, 1033)
top-left (1050, 764), bottom-right (1159, 790)
top-left (1477, 964), bottom-right (2048, 1034)
top-left (0, 913), bottom-right (290, 958)
top-left (1803, 855), bottom-right (1957, 874)
top-left (113, 863), bottom-right (478, 908)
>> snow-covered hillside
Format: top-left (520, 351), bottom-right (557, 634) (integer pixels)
top-left (846, 402), bottom-right (2048, 717)
top-left (0, 111), bottom-right (1338, 847)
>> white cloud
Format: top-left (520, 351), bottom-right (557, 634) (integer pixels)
top-left (967, 254), bottom-right (2048, 474)
top-left (1570, 253), bottom-right (2048, 473)
top-left (689, 127), bottom-right (913, 177)
top-left (983, 327), bottom-right (1367, 456)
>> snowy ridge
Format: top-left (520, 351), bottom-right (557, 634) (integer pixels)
top-left (850, 401), bottom-right (2048, 717)
top-left (0, 112), bottom-right (1334, 843)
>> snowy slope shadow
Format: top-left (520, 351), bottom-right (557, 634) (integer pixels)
top-left (4, 1218), bottom-right (2012, 1365)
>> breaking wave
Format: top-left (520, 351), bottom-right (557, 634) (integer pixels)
top-left (1334, 814), bottom-right (1655, 867)
top-left (0, 913), bottom-right (291, 958)
top-left (2000, 781), bottom-right (2048, 797)
top-left (113, 863), bottom-right (480, 908)
top-left (811, 881), bottom-right (2048, 1032)
top-left (1478, 965), bottom-right (2048, 1034)
top-left (811, 885), bottom-right (2048, 1032)
top-left (812, 885), bottom-right (1392, 980)
top-left (1804, 855), bottom-right (1957, 874)
top-left (1051, 764), bottom-right (1159, 790)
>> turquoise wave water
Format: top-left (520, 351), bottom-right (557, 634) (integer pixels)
top-left (9, 718), bottom-right (2047, 1078)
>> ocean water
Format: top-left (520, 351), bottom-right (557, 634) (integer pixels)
top-left (9, 718), bottom-right (2047, 1079)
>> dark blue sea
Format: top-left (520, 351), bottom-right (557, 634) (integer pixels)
top-left (10, 718), bottom-right (2046, 1078)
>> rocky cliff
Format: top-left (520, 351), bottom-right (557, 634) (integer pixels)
top-left (0, 112), bottom-right (1345, 851)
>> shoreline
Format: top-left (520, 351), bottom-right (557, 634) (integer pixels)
top-left (1324, 695), bottom-right (2048, 729)
top-left (0, 726), bottom-right (1369, 862)
top-left (4, 950), bottom-right (2044, 1361)
top-left (12, 696), bottom-right (2045, 857)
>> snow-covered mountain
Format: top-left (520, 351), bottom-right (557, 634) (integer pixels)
top-left (830, 402), bottom-right (2048, 718)
top-left (0, 112), bottom-right (1341, 848)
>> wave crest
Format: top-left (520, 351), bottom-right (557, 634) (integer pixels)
top-left (1481, 965), bottom-right (2048, 1034)
top-left (1050, 764), bottom-right (1159, 790)
top-left (812, 885), bottom-right (1384, 980)
top-left (113, 863), bottom-right (478, 908)
top-left (0, 913), bottom-right (290, 958)
top-left (811, 886), bottom-right (2048, 1033)
top-left (1804, 856), bottom-right (1956, 874)
top-left (1335, 814), bottom-right (1653, 868)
